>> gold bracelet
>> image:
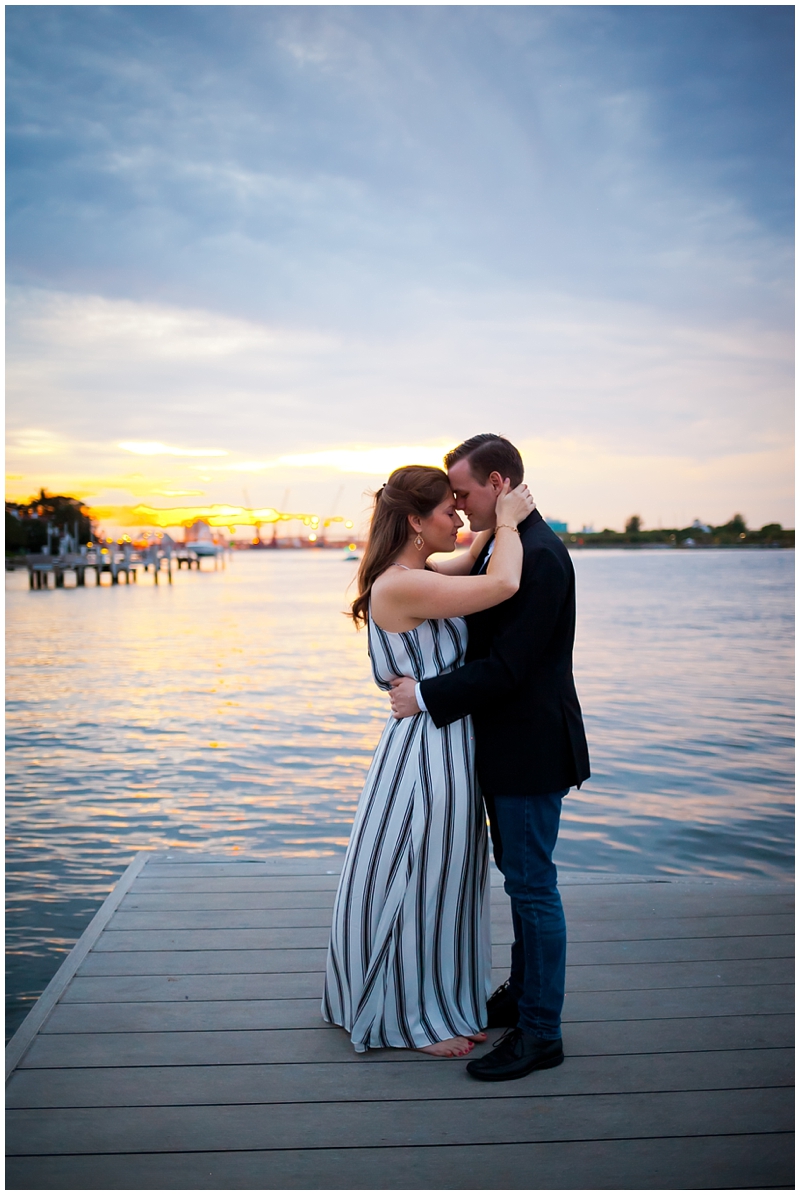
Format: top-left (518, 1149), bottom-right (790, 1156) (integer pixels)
top-left (495, 524), bottom-right (520, 534)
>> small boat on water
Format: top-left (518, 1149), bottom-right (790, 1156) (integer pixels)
top-left (184, 520), bottom-right (223, 558)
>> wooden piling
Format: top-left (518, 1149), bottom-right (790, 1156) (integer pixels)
top-left (12, 550), bottom-right (169, 592)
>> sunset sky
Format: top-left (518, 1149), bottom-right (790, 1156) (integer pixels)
top-left (6, 5), bottom-right (794, 533)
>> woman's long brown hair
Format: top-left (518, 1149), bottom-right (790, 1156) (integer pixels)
top-left (351, 465), bottom-right (452, 627)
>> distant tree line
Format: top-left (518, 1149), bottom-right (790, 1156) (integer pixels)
top-left (561, 514), bottom-right (794, 548)
top-left (6, 490), bottom-right (94, 555)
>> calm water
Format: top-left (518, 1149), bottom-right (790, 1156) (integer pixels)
top-left (5, 549), bottom-right (794, 1039)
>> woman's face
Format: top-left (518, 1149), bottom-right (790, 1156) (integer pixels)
top-left (415, 493), bottom-right (464, 553)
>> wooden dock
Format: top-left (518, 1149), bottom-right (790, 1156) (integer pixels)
top-left (6, 545), bottom-right (212, 590)
top-left (6, 853), bottom-right (794, 1190)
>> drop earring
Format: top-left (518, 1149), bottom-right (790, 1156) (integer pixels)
top-left (414, 533), bottom-right (425, 551)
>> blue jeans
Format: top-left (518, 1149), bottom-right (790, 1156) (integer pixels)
top-left (484, 790), bottom-right (569, 1040)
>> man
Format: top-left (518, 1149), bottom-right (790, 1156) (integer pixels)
top-left (389, 433), bottom-right (590, 1082)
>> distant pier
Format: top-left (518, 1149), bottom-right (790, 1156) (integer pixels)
top-left (6, 545), bottom-right (215, 590)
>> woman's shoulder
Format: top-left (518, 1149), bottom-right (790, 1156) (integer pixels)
top-left (369, 565), bottom-right (413, 629)
top-left (370, 564), bottom-right (407, 595)
top-left (371, 561), bottom-right (438, 590)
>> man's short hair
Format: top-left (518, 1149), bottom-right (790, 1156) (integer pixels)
top-left (445, 434), bottom-right (524, 488)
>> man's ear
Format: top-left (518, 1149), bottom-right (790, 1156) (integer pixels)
top-left (487, 471), bottom-right (504, 494)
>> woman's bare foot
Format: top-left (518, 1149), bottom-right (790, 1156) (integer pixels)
top-left (418, 1036), bottom-right (475, 1057)
top-left (466, 1032), bottom-right (487, 1043)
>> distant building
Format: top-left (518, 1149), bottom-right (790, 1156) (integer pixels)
top-left (545, 518), bottom-right (568, 533)
top-left (578, 524), bottom-right (595, 535)
top-left (691, 519), bottom-right (711, 533)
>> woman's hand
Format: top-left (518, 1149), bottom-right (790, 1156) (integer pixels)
top-left (494, 479), bottom-right (535, 527)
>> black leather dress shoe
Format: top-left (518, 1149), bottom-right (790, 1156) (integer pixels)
top-left (466, 1028), bottom-right (564, 1082)
top-left (484, 980), bottom-right (519, 1029)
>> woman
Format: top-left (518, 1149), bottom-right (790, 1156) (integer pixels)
top-left (322, 465), bottom-right (534, 1056)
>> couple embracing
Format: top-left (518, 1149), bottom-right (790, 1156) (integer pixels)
top-left (322, 433), bottom-right (590, 1082)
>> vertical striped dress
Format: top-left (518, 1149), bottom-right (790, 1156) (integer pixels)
top-left (322, 613), bottom-right (491, 1052)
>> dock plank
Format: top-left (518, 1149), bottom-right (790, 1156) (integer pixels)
top-left (8, 1049), bottom-right (793, 1108)
top-left (117, 885), bottom-right (793, 918)
top-left (7, 1133), bottom-right (794, 1191)
top-left (73, 931), bottom-right (794, 977)
top-left (133, 875), bottom-right (344, 892)
top-left (119, 871), bottom-right (711, 894)
top-left (42, 980), bottom-right (794, 1034)
top-left (106, 904), bottom-right (794, 931)
top-left (60, 956), bottom-right (793, 1005)
top-left (6, 853), bottom-right (793, 1191)
top-left (121, 890), bottom-right (340, 911)
top-left (77, 948), bottom-right (331, 976)
top-left (89, 913), bottom-right (794, 953)
top-left (7, 1087), bottom-right (793, 1156)
top-left (19, 1012), bottom-right (794, 1070)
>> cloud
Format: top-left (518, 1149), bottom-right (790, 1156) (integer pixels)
top-left (6, 286), bottom-right (336, 362)
top-left (271, 446), bottom-right (454, 475)
top-left (119, 442), bottom-right (228, 458)
top-left (5, 281), bottom-right (793, 528)
top-left (151, 489), bottom-right (206, 497)
top-left (4, 8), bottom-right (793, 529)
top-left (7, 285), bottom-right (791, 456)
top-left (5, 7), bottom-right (792, 330)
top-left (8, 428), bottom-right (71, 456)
top-left (89, 503), bottom-right (319, 530)
top-left (517, 437), bottom-right (794, 532)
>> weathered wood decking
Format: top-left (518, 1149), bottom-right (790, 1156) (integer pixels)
top-left (6, 853), bottom-right (794, 1190)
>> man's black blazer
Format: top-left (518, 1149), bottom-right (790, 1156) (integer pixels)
top-left (419, 509), bottom-right (590, 796)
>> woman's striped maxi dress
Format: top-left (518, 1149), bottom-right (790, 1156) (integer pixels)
top-left (322, 613), bottom-right (491, 1052)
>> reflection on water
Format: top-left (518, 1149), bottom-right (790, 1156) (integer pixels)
top-left (565, 550), bottom-right (793, 880)
top-left (5, 549), bottom-right (794, 1038)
